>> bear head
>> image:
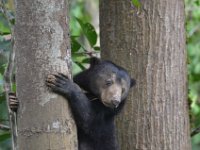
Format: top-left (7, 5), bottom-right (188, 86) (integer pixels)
top-left (74, 57), bottom-right (136, 108)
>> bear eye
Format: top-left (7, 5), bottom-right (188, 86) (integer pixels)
top-left (105, 80), bottom-right (113, 86)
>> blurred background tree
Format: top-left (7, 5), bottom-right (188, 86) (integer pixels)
top-left (186, 0), bottom-right (200, 149)
top-left (0, 0), bottom-right (200, 149)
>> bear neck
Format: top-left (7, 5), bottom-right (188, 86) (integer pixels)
top-left (73, 70), bottom-right (92, 92)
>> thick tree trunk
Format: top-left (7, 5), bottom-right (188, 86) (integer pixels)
top-left (14, 0), bottom-right (77, 149)
top-left (100, 0), bottom-right (191, 150)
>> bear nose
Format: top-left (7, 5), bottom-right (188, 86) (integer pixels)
top-left (112, 100), bottom-right (120, 108)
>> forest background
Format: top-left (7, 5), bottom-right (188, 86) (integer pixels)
top-left (0, 0), bottom-right (199, 149)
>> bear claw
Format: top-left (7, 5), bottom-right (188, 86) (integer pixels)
top-left (8, 92), bottom-right (18, 112)
top-left (46, 73), bottom-right (71, 95)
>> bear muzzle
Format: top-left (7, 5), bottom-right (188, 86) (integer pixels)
top-left (111, 99), bottom-right (120, 107)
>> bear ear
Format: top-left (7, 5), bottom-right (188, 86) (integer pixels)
top-left (90, 57), bottom-right (101, 67)
top-left (130, 78), bottom-right (136, 88)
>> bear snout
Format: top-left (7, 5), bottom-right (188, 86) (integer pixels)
top-left (111, 99), bottom-right (120, 108)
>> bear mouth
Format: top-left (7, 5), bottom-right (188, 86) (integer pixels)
top-left (102, 101), bottom-right (119, 108)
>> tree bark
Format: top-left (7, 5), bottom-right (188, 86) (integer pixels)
top-left (14, 0), bottom-right (77, 149)
top-left (100, 0), bottom-right (191, 150)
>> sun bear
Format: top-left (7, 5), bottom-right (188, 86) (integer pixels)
top-left (9, 57), bottom-right (135, 150)
top-left (46, 57), bottom-right (135, 150)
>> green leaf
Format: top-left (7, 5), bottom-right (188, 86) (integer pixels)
top-left (72, 61), bottom-right (83, 76)
top-left (93, 46), bottom-right (100, 51)
top-left (131, 0), bottom-right (141, 7)
top-left (75, 62), bottom-right (86, 70)
top-left (76, 18), bottom-right (97, 47)
top-left (71, 36), bottom-right (81, 52)
top-left (0, 93), bottom-right (9, 121)
top-left (12, 83), bottom-right (16, 92)
top-left (195, 0), bottom-right (200, 6)
top-left (0, 54), bottom-right (8, 68)
top-left (72, 53), bottom-right (87, 63)
top-left (82, 58), bottom-right (90, 63)
top-left (0, 14), bottom-right (11, 34)
top-left (0, 65), bottom-right (5, 75)
top-left (0, 92), bottom-right (6, 104)
top-left (0, 132), bottom-right (10, 142)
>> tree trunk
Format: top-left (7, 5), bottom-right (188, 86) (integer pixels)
top-left (14, 0), bottom-right (77, 149)
top-left (100, 0), bottom-right (191, 150)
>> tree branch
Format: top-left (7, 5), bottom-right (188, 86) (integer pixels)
top-left (0, 124), bottom-right (10, 131)
top-left (191, 126), bottom-right (200, 137)
top-left (3, 35), bottom-right (17, 150)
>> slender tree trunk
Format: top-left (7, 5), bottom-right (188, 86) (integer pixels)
top-left (100, 0), bottom-right (191, 149)
top-left (14, 0), bottom-right (77, 149)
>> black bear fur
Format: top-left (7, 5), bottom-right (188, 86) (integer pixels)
top-left (46, 57), bottom-right (135, 150)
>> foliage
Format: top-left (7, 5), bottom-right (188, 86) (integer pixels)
top-left (70, 0), bottom-right (99, 75)
top-left (0, 1), bottom-right (12, 148)
top-left (0, 0), bottom-right (200, 149)
top-left (131, 0), bottom-right (141, 8)
top-left (185, 0), bottom-right (200, 149)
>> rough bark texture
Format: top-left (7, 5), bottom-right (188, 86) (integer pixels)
top-left (15, 0), bottom-right (78, 149)
top-left (100, 0), bottom-right (191, 150)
